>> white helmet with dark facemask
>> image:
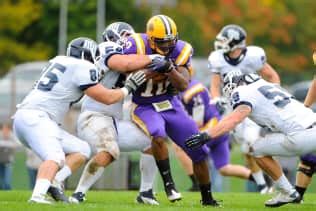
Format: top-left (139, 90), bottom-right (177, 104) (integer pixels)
top-left (66, 37), bottom-right (100, 64)
top-left (223, 71), bottom-right (260, 97)
top-left (214, 24), bottom-right (247, 53)
top-left (102, 22), bottom-right (135, 47)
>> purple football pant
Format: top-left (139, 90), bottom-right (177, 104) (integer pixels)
top-left (132, 97), bottom-right (209, 163)
top-left (206, 133), bottom-right (230, 169)
top-left (300, 153), bottom-right (316, 166)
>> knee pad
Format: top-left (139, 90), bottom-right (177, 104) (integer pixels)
top-left (298, 161), bottom-right (316, 177)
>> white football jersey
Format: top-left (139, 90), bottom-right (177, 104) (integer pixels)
top-left (17, 56), bottom-right (99, 123)
top-left (81, 41), bottom-right (125, 119)
top-left (231, 79), bottom-right (316, 135)
top-left (208, 46), bottom-right (266, 79)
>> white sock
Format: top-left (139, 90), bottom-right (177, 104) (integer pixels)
top-left (252, 170), bottom-right (266, 186)
top-left (75, 159), bottom-right (105, 194)
top-left (54, 165), bottom-right (72, 184)
top-left (31, 179), bottom-right (51, 198)
top-left (274, 174), bottom-right (295, 194)
top-left (139, 153), bottom-right (157, 192)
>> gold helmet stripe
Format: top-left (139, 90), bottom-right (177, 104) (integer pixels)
top-left (175, 43), bottom-right (192, 65)
top-left (158, 15), bottom-right (172, 36)
top-left (131, 34), bottom-right (145, 54)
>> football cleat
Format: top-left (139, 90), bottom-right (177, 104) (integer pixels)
top-left (258, 185), bottom-right (270, 194)
top-left (265, 190), bottom-right (301, 207)
top-left (28, 194), bottom-right (53, 204)
top-left (165, 184), bottom-right (182, 202)
top-left (68, 192), bottom-right (86, 204)
top-left (47, 185), bottom-right (69, 203)
top-left (136, 189), bottom-right (159, 205)
top-left (201, 199), bottom-right (222, 207)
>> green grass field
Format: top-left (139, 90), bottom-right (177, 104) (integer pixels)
top-left (0, 191), bottom-right (316, 211)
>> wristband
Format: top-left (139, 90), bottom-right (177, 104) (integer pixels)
top-left (120, 87), bottom-right (129, 97)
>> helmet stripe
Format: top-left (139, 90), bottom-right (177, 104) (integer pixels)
top-left (158, 15), bottom-right (172, 36)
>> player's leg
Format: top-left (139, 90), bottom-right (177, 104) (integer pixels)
top-left (251, 133), bottom-right (304, 207)
top-left (165, 99), bottom-right (219, 206)
top-left (48, 129), bottom-right (91, 202)
top-left (117, 120), bottom-right (158, 205)
top-left (233, 118), bottom-right (269, 192)
top-left (13, 109), bottom-right (65, 204)
top-left (171, 142), bottom-right (199, 191)
top-left (131, 104), bottom-right (181, 202)
top-left (69, 111), bottom-right (119, 203)
top-left (295, 154), bottom-right (316, 202)
top-left (244, 154), bottom-right (269, 193)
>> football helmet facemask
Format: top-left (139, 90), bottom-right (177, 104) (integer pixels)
top-left (146, 15), bottom-right (178, 55)
top-left (223, 71), bottom-right (260, 97)
top-left (66, 37), bottom-right (100, 63)
top-left (102, 22), bottom-right (135, 47)
top-left (214, 24), bottom-right (247, 53)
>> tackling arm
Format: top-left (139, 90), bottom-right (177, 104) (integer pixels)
top-left (208, 104), bottom-right (251, 138)
top-left (107, 54), bottom-right (152, 73)
top-left (259, 63), bottom-right (280, 84)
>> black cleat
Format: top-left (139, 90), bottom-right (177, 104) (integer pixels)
top-left (201, 199), bottom-right (222, 207)
top-left (69, 192), bottom-right (86, 204)
top-left (165, 183), bottom-right (182, 202)
top-left (136, 189), bottom-right (159, 205)
top-left (47, 186), bottom-right (69, 203)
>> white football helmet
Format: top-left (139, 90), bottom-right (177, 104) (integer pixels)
top-left (214, 24), bottom-right (247, 53)
top-left (66, 37), bottom-right (99, 63)
top-left (102, 22), bottom-right (135, 47)
top-left (223, 71), bottom-right (260, 97)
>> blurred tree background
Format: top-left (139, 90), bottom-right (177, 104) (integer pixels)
top-left (1, 0), bottom-right (316, 83)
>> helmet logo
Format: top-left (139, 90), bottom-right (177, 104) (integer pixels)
top-left (227, 29), bottom-right (240, 40)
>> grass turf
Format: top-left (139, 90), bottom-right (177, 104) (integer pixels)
top-left (0, 191), bottom-right (316, 211)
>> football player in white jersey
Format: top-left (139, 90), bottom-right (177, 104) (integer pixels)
top-left (12, 37), bottom-right (147, 204)
top-left (62, 22), bottom-right (159, 205)
top-left (208, 24), bottom-right (280, 193)
top-left (185, 72), bottom-right (316, 207)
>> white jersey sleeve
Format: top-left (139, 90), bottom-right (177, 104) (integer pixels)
top-left (207, 50), bottom-right (223, 74)
top-left (72, 62), bottom-right (99, 90)
top-left (98, 41), bottom-right (123, 68)
top-left (246, 46), bottom-right (266, 72)
top-left (230, 85), bottom-right (256, 110)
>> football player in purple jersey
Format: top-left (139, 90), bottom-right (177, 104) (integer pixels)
top-left (123, 14), bottom-right (219, 206)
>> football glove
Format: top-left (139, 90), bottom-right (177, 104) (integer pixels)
top-left (210, 97), bottom-right (228, 115)
top-left (147, 57), bottom-right (174, 73)
top-left (124, 71), bottom-right (146, 93)
top-left (185, 132), bottom-right (211, 150)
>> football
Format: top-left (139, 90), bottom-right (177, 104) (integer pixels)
top-left (143, 69), bottom-right (168, 83)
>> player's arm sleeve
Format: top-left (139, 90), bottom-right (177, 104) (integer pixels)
top-left (123, 36), bottom-right (139, 55)
top-left (231, 89), bottom-right (254, 110)
top-left (98, 42), bottom-right (124, 67)
top-left (207, 52), bottom-right (220, 74)
top-left (174, 43), bottom-right (193, 67)
top-left (73, 63), bottom-right (99, 91)
top-left (252, 47), bottom-right (267, 72)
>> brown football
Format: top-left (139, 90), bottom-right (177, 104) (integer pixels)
top-left (144, 69), bottom-right (168, 83)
